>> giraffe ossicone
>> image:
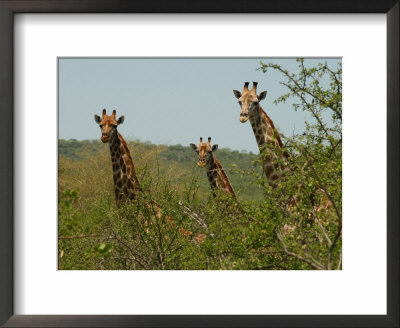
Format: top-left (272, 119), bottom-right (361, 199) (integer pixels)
top-left (94, 109), bottom-right (141, 207)
top-left (190, 137), bottom-right (236, 197)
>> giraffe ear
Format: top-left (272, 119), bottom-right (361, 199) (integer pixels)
top-left (190, 143), bottom-right (197, 152)
top-left (94, 115), bottom-right (101, 124)
top-left (117, 116), bottom-right (124, 125)
top-left (233, 90), bottom-right (241, 99)
top-left (212, 144), bottom-right (218, 152)
top-left (257, 91), bottom-right (267, 101)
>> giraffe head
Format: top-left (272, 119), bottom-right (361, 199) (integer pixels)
top-left (94, 109), bottom-right (124, 143)
top-left (233, 82), bottom-right (267, 123)
top-left (190, 137), bottom-right (218, 168)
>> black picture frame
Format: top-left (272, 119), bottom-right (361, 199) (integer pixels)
top-left (0, 1), bottom-right (398, 327)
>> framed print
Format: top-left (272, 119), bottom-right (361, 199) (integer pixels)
top-left (1, 1), bottom-right (398, 327)
top-left (57, 56), bottom-right (343, 272)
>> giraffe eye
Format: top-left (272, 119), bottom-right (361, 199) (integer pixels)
top-left (238, 101), bottom-right (242, 106)
top-left (99, 125), bottom-right (103, 128)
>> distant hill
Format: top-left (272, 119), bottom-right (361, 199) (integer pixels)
top-left (58, 139), bottom-right (265, 201)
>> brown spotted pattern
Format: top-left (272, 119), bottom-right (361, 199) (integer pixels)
top-left (190, 137), bottom-right (236, 197)
top-left (94, 109), bottom-right (141, 207)
top-left (233, 82), bottom-right (289, 187)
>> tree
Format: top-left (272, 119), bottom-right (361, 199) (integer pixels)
top-left (256, 58), bottom-right (342, 269)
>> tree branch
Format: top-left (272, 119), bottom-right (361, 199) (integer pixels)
top-left (281, 82), bottom-right (331, 141)
top-left (276, 232), bottom-right (324, 270)
top-left (110, 231), bottom-right (150, 269)
top-left (327, 221), bottom-right (342, 270)
top-left (58, 234), bottom-right (101, 240)
top-left (261, 62), bottom-right (342, 121)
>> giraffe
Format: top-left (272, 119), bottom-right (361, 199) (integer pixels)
top-left (233, 82), bottom-right (333, 234)
top-left (233, 82), bottom-right (289, 188)
top-left (190, 137), bottom-right (236, 197)
top-left (94, 109), bottom-right (141, 207)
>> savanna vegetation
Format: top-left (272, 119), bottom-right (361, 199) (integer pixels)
top-left (58, 59), bottom-right (342, 270)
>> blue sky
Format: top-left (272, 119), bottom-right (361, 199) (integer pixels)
top-left (58, 58), bottom-right (341, 153)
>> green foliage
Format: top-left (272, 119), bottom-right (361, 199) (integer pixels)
top-left (258, 58), bottom-right (342, 270)
top-left (58, 189), bottom-right (79, 234)
top-left (59, 58), bottom-right (341, 270)
top-left (59, 139), bottom-right (102, 160)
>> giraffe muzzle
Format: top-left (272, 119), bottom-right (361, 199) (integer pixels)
top-left (197, 160), bottom-right (207, 168)
top-left (239, 113), bottom-right (249, 123)
top-left (101, 133), bottom-right (110, 142)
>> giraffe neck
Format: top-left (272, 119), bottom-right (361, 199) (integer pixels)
top-left (249, 105), bottom-right (287, 187)
top-left (109, 132), bottom-right (141, 206)
top-left (206, 155), bottom-right (235, 197)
